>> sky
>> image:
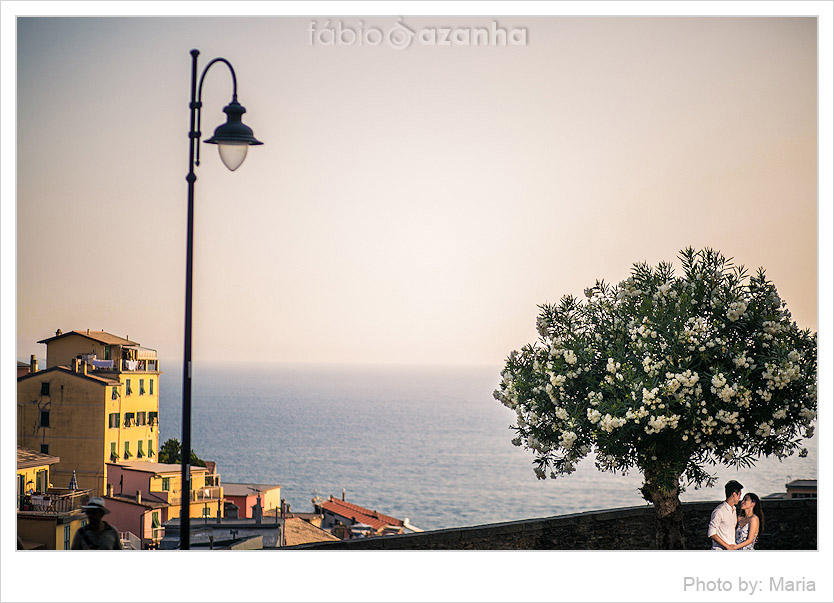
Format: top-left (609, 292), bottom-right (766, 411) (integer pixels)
top-left (11, 13), bottom-right (822, 368)
top-left (3, 3), bottom-right (833, 603)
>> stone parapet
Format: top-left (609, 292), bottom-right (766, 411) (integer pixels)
top-left (288, 498), bottom-right (816, 550)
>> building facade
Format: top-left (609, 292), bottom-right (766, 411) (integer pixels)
top-left (17, 448), bottom-right (91, 550)
top-left (105, 461), bottom-right (225, 548)
top-left (18, 330), bottom-right (160, 497)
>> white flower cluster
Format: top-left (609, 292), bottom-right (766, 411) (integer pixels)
top-left (563, 349), bottom-right (578, 365)
top-left (599, 414), bottom-right (628, 433)
top-left (559, 430), bottom-right (577, 449)
top-left (799, 407), bottom-right (816, 424)
top-left (652, 280), bottom-right (676, 300)
top-left (715, 409), bottom-right (740, 424)
top-left (762, 360), bottom-right (802, 390)
top-left (604, 357), bottom-right (623, 384)
top-left (762, 320), bottom-right (785, 338)
top-left (625, 406), bottom-right (650, 422)
top-left (733, 352), bottom-right (755, 369)
top-left (680, 316), bottom-right (711, 352)
top-left (550, 373), bottom-right (566, 388)
top-left (645, 413), bottom-right (680, 434)
top-left (642, 387), bottom-right (661, 405)
top-left (726, 299), bottom-right (748, 321)
top-left (642, 355), bottom-right (663, 377)
top-left (587, 408), bottom-right (602, 423)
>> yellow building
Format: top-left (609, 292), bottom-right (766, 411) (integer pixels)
top-left (17, 447), bottom-right (91, 550)
top-left (18, 330), bottom-right (161, 497)
top-left (105, 461), bottom-right (225, 547)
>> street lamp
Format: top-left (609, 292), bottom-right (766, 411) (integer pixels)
top-left (181, 49), bottom-right (262, 550)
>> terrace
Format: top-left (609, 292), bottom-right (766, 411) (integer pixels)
top-left (17, 488), bottom-right (92, 515)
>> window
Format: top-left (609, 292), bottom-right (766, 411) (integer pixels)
top-left (125, 379), bottom-right (132, 395)
top-left (64, 525), bottom-right (71, 550)
top-left (148, 411), bottom-right (158, 426)
top-left (139, 379), bottom-right (145, 395)
top-left (103, 345), bottom-right (111, 360)
top-left (162, 477), bottom-right (170, 491)
top-left (137, 440), bottom-right (144, 458)
top-left (108, 413), bottom-right (120, 429)
top-left (40, 410), bottom-right (50, 427)
top-left (124, 412), bottom-right (134, 427)
top-left (40, 382), bottom-right (50, 396)
top-left (110, 442), bottom-right (118, 461)
top-left (40, 444), bottom-right (49, 454)
top-left (124, 441), bottom-right (131, 458)
top-left (148, 439), bottom-right (154, 457)
top-left (111, 387), bottom-right (119, 400)
top-left (136, 412), bottom-right (146, 426)
top-left (150, 379), bottom-right (154, 395)
top-left (152, 511), bottom-right (160, 528)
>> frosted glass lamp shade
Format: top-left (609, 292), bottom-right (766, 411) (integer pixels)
top-left (217, 142), bottom-right (249, 171)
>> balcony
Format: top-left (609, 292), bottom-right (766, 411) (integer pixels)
top-left (162, 486), bottom-right (223, 506)
top-left (18, 488), bottom-right (91, 515)
top-left (80, 348), bottom-right (158, 373)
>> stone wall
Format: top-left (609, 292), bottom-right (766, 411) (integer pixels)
top-left (290, 498), bottom-right (816, 550)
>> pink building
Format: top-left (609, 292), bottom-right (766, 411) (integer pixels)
top-left (105, 461), bottom-right (223, 549)
top-left (223, 483), bottom-right (282, 519)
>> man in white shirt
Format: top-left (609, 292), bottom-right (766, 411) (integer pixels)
top-left (708, 480), bottom-right (743, 550)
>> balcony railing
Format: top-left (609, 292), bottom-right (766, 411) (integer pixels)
top-left (18, 489), bottom-right (91, 514)
top-left (162, 486), bottom-right (223, 506)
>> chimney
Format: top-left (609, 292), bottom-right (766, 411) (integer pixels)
top-left (136, 490), bottom-right (142, 505)
top-left (29, 354), bottom-right (38, 373)
top-left (342, 488), bottom-right (345, 501)
top-left (107, 483), bottom-right (113, 496)
top-left (56, 329), bottom-right (62, 337)
top-left (86, 329), bottom-right (89, 335)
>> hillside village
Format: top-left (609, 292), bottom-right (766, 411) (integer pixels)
top-left (16, 329), bottom-right (418, 550)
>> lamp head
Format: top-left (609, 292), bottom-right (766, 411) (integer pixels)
top-left (204, 99), bottom-right (263, 171)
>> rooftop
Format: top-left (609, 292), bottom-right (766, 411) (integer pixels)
top-left (321, 498), bottom-right (404, 532)
top-left (38, 329), bottom-right (139, 347)
top-left (17, 365), bottom-right (121, 386)
top-left (109, 461), bottom-right (208, 475)
top-left (222, 482), bottom-right (282, 497)
top-left (284, 517), bottom-right (339, 546)
top-left (17, 447), bottom-right (60, 469)
top-left (786, 479), bottom-right (817, 489)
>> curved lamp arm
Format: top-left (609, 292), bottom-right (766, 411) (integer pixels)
top-left (194, 57), bottom-right (238, 167)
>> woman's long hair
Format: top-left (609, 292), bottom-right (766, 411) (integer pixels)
top-left (742, 492), bottom-right (764, 534)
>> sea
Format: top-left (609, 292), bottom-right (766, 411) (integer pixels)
top-left (158, 362), bottom-right (818, 531)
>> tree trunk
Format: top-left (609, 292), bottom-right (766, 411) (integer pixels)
top-left (642, 476), bottom-right (685, 549)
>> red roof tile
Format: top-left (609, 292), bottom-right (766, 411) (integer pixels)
top-left (321, 498), bottom-right (404, 532)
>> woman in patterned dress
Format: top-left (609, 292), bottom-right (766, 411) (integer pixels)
top-left (730, 492), bottom-right (763, 550)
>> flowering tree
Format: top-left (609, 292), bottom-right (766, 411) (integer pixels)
top-left (494, 248), bottom-right (816, 548)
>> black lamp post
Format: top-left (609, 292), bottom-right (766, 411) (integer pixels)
top-left (181, 49), bottom-right (262, 550)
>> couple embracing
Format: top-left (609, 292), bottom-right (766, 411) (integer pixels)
top-left (708, 480), bottom-right (764, 550)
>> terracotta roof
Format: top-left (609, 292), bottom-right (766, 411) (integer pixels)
top-left (17, 365), bottom-right (121, 386)
top-left (283, 517), bottom-right (340, 546)
top-left (321, 498), bottom-right (404, 532)
top-left (37, 330), bottom-right (139, 346)
top-left (17, 447), bottom-right (60, 469)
